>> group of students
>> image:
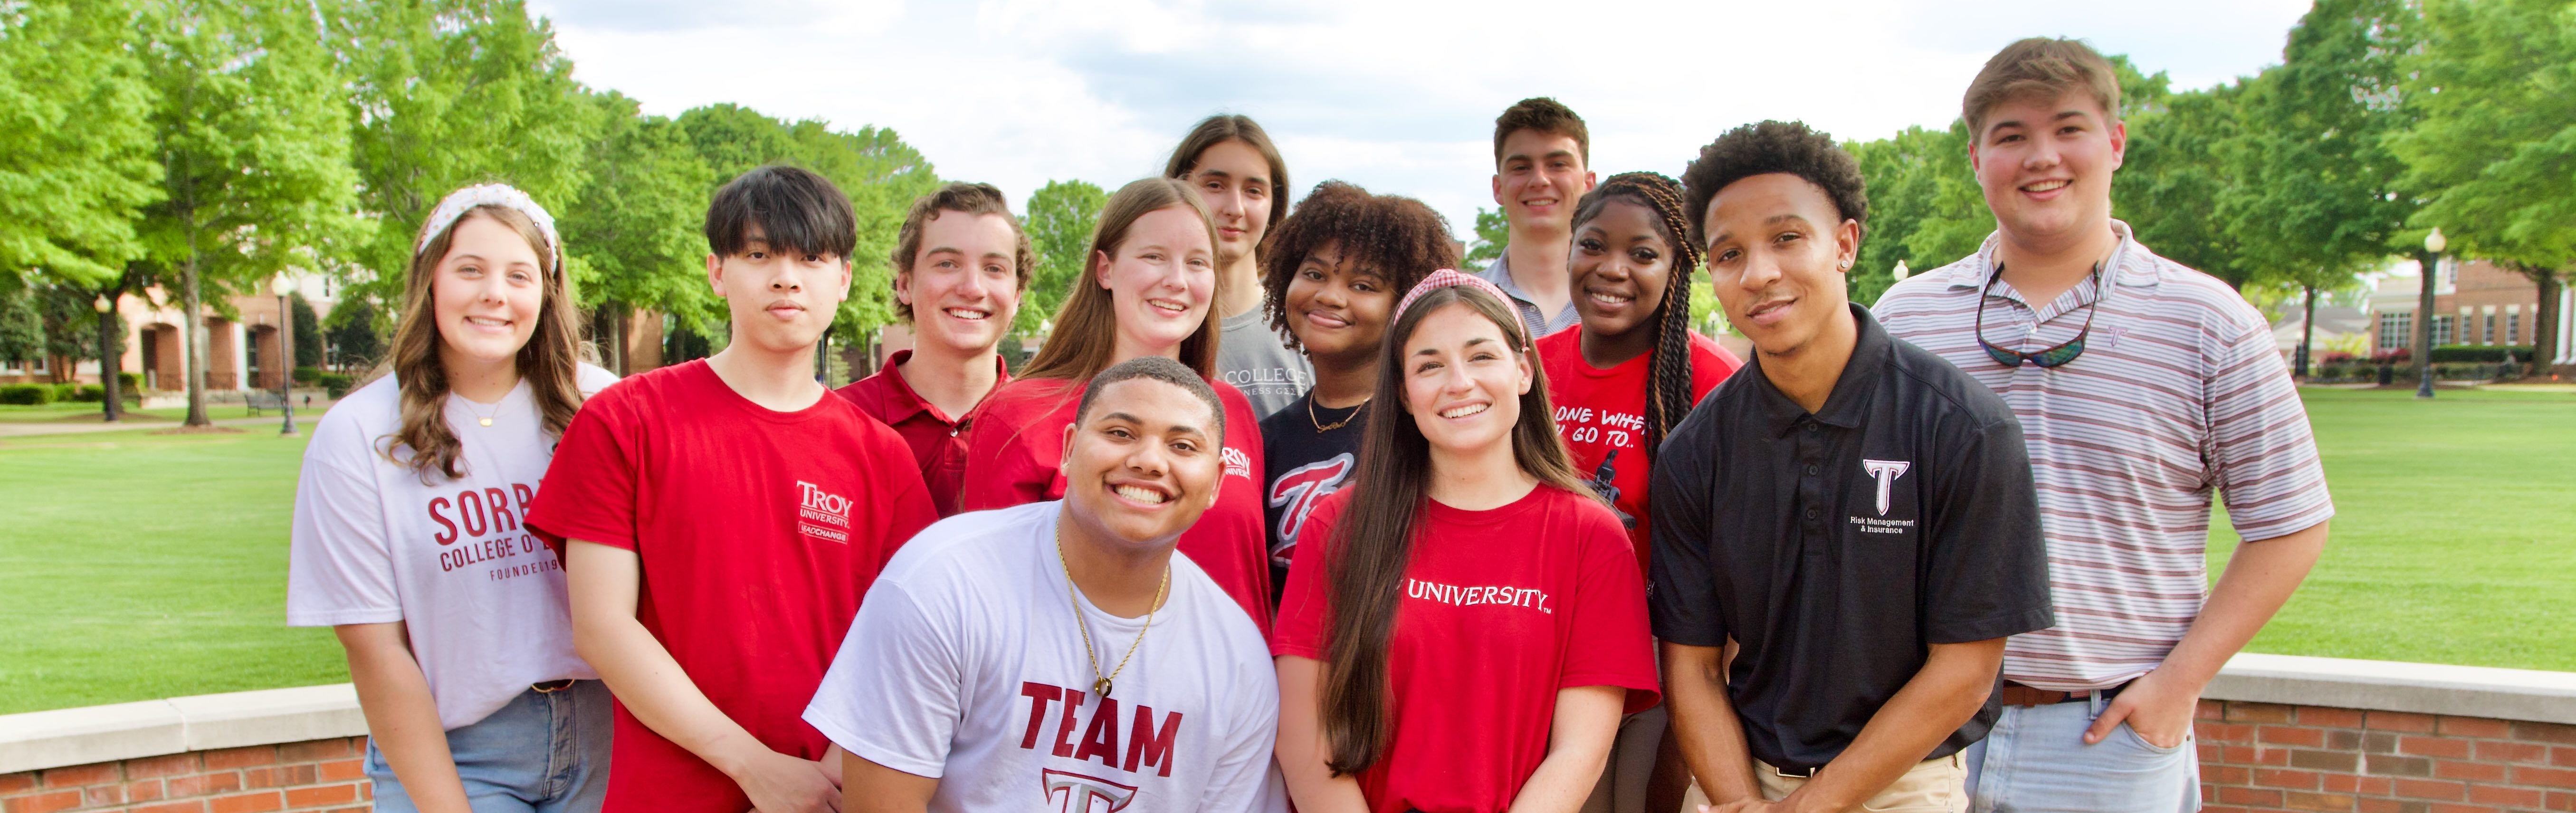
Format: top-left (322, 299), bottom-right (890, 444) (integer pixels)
top-left (284, 36), bottom-right (2334, 813)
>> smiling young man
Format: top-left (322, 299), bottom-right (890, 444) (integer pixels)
top-left (1478, 97), bottom-right (1599, 341)
top-left (1873, 38), bottom-right (2334, 813)
top-left (810, 356), bottom-right (1284, 813)
top-left (840, 182), bottom-right (1032, 516)
top-left (1169, 115), bottom-right (1312, 418)
top-left (530, 166), bottom-right (939, 813)
top-left (1653, 121), bottom-right (2054, 813)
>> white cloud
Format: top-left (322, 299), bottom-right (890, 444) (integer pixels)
top-left (528, 0), bottom-right (2311, 233)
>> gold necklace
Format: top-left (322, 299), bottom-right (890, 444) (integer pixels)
top-left (455, 396), bottom-right (501, 428)
top-left (1308, 396), bottom-right (1367, 433)
top-left (1054, 522), bottom-right (1167, 698)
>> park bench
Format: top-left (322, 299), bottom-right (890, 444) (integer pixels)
top-left (244, 390), bottom-right (286, 416)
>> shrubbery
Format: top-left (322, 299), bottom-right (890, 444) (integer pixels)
top-left (318, 372), bottom-right (354, 399)
top-left (0, 383), bottom-right (53, 405)
top-left (2429, 344), bottom-right (2533, 363)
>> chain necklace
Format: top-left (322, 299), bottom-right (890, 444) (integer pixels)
top-left (1054, 522), bottom-right (1167, 698)
top-left (1307, 396), bottom-right (1367, 433)
top-left (455, 397), bottom-right (501, 428)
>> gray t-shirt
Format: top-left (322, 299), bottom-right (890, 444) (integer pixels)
top-left (1217, 308), bottom-right (1312, 419)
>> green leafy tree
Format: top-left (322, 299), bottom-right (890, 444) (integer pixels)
top-left (1465, 208), bottom-right (1509, 266)
top-left (0, 0), bottom-right (160, 285)
top-left (138, 0), bottom-right (359, 425)
top-left (334, 0), bottom-right (601, 302)
top-left (324, 295), bottom-right (384, 371)
top-left (1847, 122), bottom-right (1984, 305)
top-left (2118, 79), bottom-right (2256, 287)
top-left (291, 292), bottom-right (322, 368)
top-left (1019, 180), bottom-right (1107, 334)
top-left (561, 91), bottom-right (715, 373)
top-left (0, 282), bottom-right (41, 368)
top-left (2391, 0), bottom-right (2576, 376)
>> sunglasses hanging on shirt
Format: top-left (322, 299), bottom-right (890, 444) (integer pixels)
top-left (1976, 260), bottom-right (2104, 369)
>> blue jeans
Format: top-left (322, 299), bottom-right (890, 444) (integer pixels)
top-left (1965, 694), bottom-right (2197, 813)
top-left (366, 680), bottom-right (612, 813)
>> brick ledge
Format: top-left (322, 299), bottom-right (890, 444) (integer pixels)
top-left (2202, 653), bottom-right (2576, 725)
top-left (0, 685), bottom-right (364, 775)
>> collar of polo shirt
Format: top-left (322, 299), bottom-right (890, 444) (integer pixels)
top-left (1749, 304), bottom-right (1897, 438)
top-left (1951, 220), bottom-right (2162, 306)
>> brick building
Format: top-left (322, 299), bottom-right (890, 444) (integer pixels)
top-left (2364, 258), bottom-right (2576, 371)
top-left (0, 272), bottom-right (339, 392)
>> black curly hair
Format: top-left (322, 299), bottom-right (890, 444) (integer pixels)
top-left (1679, 120), bottom-right (1869, 250)
top-left (1569, 172), bottom-right (1698, 458)
top-left (1260, 181), bottom-right (1461, 353)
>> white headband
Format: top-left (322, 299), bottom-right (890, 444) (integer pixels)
top-left (415, 183), bottom-right (562, 269)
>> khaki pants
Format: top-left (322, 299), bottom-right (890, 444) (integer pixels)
top-left (1681, 753), bottom-right (1967, 813)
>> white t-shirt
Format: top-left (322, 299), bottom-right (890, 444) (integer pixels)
top-left (803, 501), bottom-right (1284, 813)
top-left (286, 364), bottom-right (619, 730)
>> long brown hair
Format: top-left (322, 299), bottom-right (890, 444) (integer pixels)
top-left (1021, 177), bottom-right (1225, 381)
top-left (1571, 172), bottom-right (1700, 458)
top-left (1164, 114), bottom-right (1289, 260)
top-left (381, 205), bottom-right (586, 481)
top-left (1318, 284), bottom-right (1588, 776)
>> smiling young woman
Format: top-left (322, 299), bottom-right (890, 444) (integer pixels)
top-left (960, 177), bottom-right (1277, 637)
top-left (1271, 272), bottom-right (1658, 813)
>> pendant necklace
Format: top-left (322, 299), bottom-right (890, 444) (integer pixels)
top-left (1055, 523), bottom-right (1167, 698)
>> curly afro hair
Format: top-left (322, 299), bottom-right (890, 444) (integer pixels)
top-left (1260, 181), bottom-right (1460, 351)
top-left (1679, 120), bottom-right (1868, 250)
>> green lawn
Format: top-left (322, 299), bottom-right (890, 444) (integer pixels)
top-left (0, 401), bottom-right (307, 424)
top-left (0, 385), bottom-right (2568, 715)
top-left (2209, 386), bottom-right (2576, 671)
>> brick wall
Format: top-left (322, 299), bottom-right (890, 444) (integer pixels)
top-left (2198, 699), bottom-right (2576, 813)
top-left (0, 736), bottom-right (367, 813)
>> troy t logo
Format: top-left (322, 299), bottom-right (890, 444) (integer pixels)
top-left (1861, 459), bottom-right (1910, 516)
top-left (1041, 768), bottom-right (1139, 813)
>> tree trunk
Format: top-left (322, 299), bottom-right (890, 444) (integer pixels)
top-left (182, 251), bottom-right (210, 427)
top-left (612, 306), bottom-right (630, 376)
top-left (97, 293), bottom-right (122, 422)
top-left (2528, 268), bottom-right (2561, 378)
top-left (2298, 285), bottom-right (2316, 380)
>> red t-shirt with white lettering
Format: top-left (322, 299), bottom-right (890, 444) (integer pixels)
top-left (1272, 485), bottom-right (1659, 813)
top-left (525, 360), bottom-right (938, 813)
top-left (1536, 328), bottom-right (1739, 576)
top-left (958, 375), bottom-right (1273, 638)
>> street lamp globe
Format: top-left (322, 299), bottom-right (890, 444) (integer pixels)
top-left (273, 274), bottom-right (297, 298)
top-left (2424, 228), bottom-right (2446, 255)
top-left (1891, 259), bottom-right (1910, 281)
top-left (94, 295), bottom-right (113, 314)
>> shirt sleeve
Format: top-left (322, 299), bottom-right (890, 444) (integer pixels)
top-left (1558, 503), bottom-right (1661, 714)
top-left (524, 388), bottom-right (641, 553)
top-left (1268, 493), bottom-right (1343, 659)
top-left (1921, 415), bottom-right (2057, 644)
top-left (1648, 409), bottom-right (1726, 647)
top-left (285, 411), bottom-right (400, 627)
top-left (2204, 311), bottom-right (2335, 541)
top-left (801, 582), bottom-right (963, 779)
top-left (1200, 643), bottom-right (1288, 813)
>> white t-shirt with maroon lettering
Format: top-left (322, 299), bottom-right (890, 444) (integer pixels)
top-left (287, 364), bottom-right (618, 730)
top-left (803, 501), bottom-right (1284, 813)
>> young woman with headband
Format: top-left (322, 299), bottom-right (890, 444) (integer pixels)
top-left (287, 184), bottom-right (619, 813)
top-left (960, 176), bottom-right (1274, 636)
top-left (1272, 271), bottom-right (1659, 813)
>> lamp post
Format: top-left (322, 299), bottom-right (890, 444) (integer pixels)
top-left (94, 295), bottom-right (119, 423)
top-left (1892, 259), bottom-right (1911, 282)
top-left (274, 274), bottom-right (297, 436)
top-left (2418, 229), bottom-right (2444, 400)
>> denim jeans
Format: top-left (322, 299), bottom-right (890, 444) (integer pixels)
top-left (1965, 694), bottom-right (2198, 813)
top-left (366, 680), bottom-right (612, 813)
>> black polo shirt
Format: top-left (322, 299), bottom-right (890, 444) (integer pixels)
top-left (1649, 304), bottom-right (2052, 772)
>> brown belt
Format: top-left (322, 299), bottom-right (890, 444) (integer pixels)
top-left (531, 679), bottom-right (578, 693)
top-left (1998, 679), bottom-right (2129, 708)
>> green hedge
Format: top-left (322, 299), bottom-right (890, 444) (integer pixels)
top-left (318, 372), bottom-right (354, 399)
top-left (0, 383), bottom-right (54, 405)
top-left (292, 366), bottom-right (322, 385)
top-left (2430, 344), bottom-right (2534, 363)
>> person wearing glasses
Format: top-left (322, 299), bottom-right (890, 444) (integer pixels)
top-left (1656, 120), bottom-right (2054, 813)
top-left (1874, 38), bottom-right (2334, 813)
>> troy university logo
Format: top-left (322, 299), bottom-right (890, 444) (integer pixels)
top-left (1861, 459), bottom-right (1910, 516)
top-left (1042, 768), bottom-right (1139, 813)
top-left (1265, 453), bottom-right (1353, 564)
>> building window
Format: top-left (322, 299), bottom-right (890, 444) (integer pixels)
top-left (2508, 313), bottom-right (2521, 344)
top-left (2432, 315), bottom-right (2455, 345)
top-left (2379, 312), bottom-right (2413, 350)
top-left (2484, 313), bottom-right (2497, 344)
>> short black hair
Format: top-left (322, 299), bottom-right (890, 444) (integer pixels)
top-left (1679, 120), bottom-right (1869, 249)
top-left (705, 165), bottom-right (857, 260)
top-left (1074, 355), bottom-right (1226, 440)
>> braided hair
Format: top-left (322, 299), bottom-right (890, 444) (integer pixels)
top-left (1570, 172), bottom-right (1700, 458)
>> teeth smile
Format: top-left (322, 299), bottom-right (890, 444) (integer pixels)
top-left (2024, 180), bottom-right (2070, 192)
top-left (1148, 299), bottom-right (1188, 315)
top-left (1588, 291), bottom-right (1633, 305)
top-left (1439, 403), bottom-right (1488, 419)
top-left (944, 308), bottom-right (990, 320)
top-left (465, 316), bottom-right (508, 326)
top-left (1114, 485), bottom-right (1168, 504)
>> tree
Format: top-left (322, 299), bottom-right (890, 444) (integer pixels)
top-left (291, 292), bottom-right (322, 368)
top-left (0, 0), bottom-right (160, 285)
top-left (137, 0), bottom-right (359, 426)
top-left (1020, 180), bottom-right (1107, 334)
top-left (334, 0), bottom-right (601, 303)
top-left (1847, 122), bottom-right (1985, 305)
top-left (324, 295), bottom-right (383, 371)
top-left (561, 91), bottom-right (714, 373)
top-left (2391, 0), bottom-right (2576, 376)
top-left (1465, 208), bottom-right (1508, 266)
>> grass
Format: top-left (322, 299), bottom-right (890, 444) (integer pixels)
top-left (0, 385), bottom-right (2568, 715)
top-left (0, 401), bottom-right (303, 424)
top-left (2208, 386), bottom-right (2576, 672)
top-left (0, 427), bottom-right (346, 714)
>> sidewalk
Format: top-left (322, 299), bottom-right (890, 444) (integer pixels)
top-left (0, 414), bottom-right (316, 438)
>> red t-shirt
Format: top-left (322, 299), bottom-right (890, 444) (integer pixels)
top-left (1535, 329), bottom-right (1739, 576)
top-left (525, 360), bottom-right (937, 813)
top-left (835, 349), bottom-right (1009, 517)
top-left (1272, 485), bottom-right (1660, 813)
top-left (958, 375), bottom-right (1274, 637)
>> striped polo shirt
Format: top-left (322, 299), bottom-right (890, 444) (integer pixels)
top-left (1873, 220), bottom-right (2334, 692)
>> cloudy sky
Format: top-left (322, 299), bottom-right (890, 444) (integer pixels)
top-left (524, 0), bottom-right (2314, 233)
